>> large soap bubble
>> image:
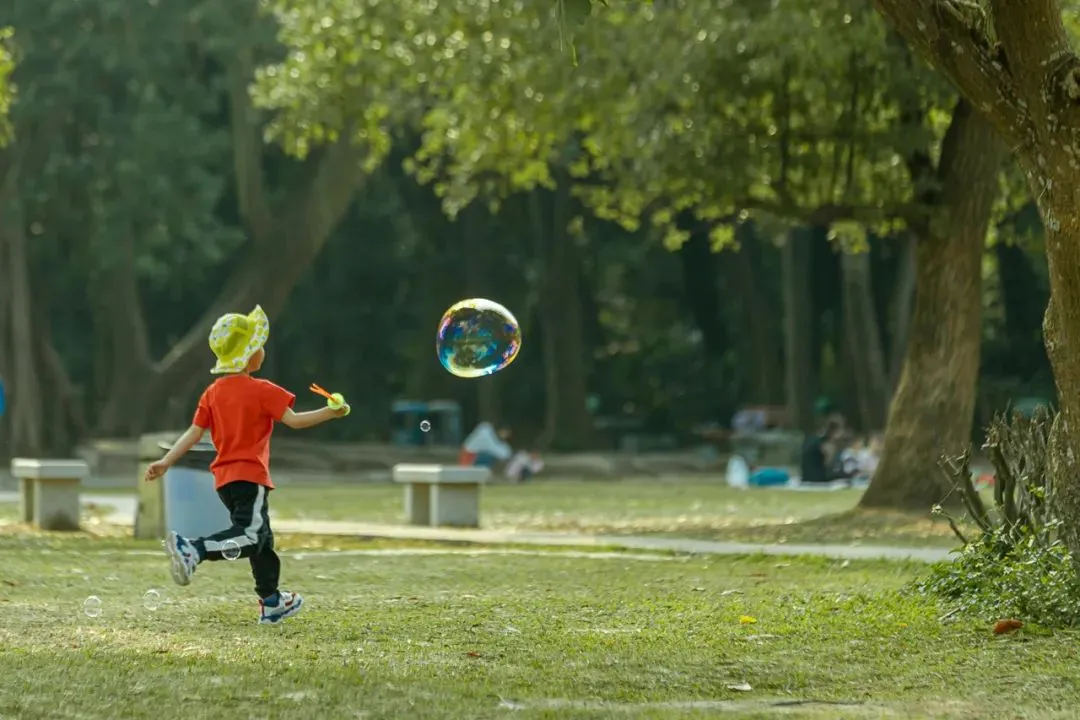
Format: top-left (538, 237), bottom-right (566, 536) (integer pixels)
top-left (436, 298), bottom-right (521, 378)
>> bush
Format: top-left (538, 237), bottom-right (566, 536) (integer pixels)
top-left (911, 407), bottom-right (1080, 627)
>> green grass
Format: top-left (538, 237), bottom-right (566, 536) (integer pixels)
top-left (0, 531), bottom-right (1078, 719)
top-left (266, 480), bottom-right (970, 548)
top-left (6, 479), bottom-right (977, 548)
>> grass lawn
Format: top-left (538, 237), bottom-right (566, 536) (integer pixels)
top-left (0, 529), bottom-right (1077, 719)
top-left (267, 480), bottom-right (972, 548)
top-left (5, 479), bottom-right (980, 548)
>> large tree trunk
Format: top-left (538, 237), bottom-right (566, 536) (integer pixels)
top-left (870, 0), bottom-right (1080, 554)
top-left (860, 101), bottom-right (1004, 510)
top-left (782, 227), bottom-right (817, 432)
top-left (840, 248), bottom-right (889, 431)
top-left (888, 234), bottom-right (916, 392)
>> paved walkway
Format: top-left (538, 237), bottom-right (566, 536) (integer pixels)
top-left (0, 493), bottom-right (955, 563)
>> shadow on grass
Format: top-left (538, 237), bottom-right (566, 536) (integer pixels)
top-left (659, 508), bottom-right (971, 549)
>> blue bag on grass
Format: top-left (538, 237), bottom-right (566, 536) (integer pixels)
top-left (748, 468), bottom-right (790, 487)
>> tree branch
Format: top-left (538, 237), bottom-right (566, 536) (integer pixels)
top-left (228, 52), bottom-right (274, 244)
top-left (741, 196), bottom-right (919, 228)
top-left (988, 0), bottom-right (1080, 139)
top-left (872, 0), bottom-right (1031, 150)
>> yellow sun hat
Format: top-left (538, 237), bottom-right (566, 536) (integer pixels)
top-left (208, 305), bottom-right (270, 375)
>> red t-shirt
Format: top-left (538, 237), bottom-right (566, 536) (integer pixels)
top-left (191, 374), bottom-right (295, 490)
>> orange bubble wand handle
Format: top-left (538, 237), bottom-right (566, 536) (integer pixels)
top-left (310, 383), bottom-right (350, 416)
top-left (309, 383), bottom-right (334, 401)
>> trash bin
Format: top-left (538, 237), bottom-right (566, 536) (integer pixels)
top-left (159, 440), bottom-right (231, 540)
top-left (135, 432), bottom-right (181, 540)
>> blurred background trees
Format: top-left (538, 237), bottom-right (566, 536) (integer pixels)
top-left (0, 0), bottom-right (1053, 509)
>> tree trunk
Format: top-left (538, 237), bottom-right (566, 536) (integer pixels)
top-left (679, 225), bottom-right (729, 405)
top-left (91, 139), bottom-right (368, 436)
top-left (0, 165), bottom-right (44, 456)
top-left (840, 248), bottom-right (889, 431)
top-left (93, 232), bottom-right (153, 436)
top-left (726, 223), bottom-right (784, 404)
top-left (461, 205), bottom-right (502, 426)
top-left (782, 227), bottom-right (817, 432)
top-left (860, 101), bottom-right (1004, 510)
top-left (529, 187), bottom-right (592, 450)
top-left (869, 0), bottom-right (1080, 551)
top-left (888, 234), bottom-right (916, 392)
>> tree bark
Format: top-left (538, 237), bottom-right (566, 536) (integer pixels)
top-left (860, 100), bottom-right (1004, 510)
top-left (869, 0), bottom-right (1080, 535)
top-left (461, 204), bottom-right (502, 426)
top-left (0, 163), bottom-right (44, 456)
top-left (529, 186), bottom-right (592, 450)
top-left (90, 137), bottom-right (368, 437)
top-left (726, 223), bottom-right (784, 404)
top-left (840, 248), bottom-right (889, 431)
top-left (782, 227), bottom-right (817, 432)
top-left (888, 234), bottom-right (916, 392)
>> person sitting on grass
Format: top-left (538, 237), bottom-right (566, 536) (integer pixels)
top-left (143, 305), bottom-right (349, 625)
top-left (800, 419), bottom-right (853, 484)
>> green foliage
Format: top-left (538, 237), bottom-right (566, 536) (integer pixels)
top-left (254, 0), bottom-right (952, 241)
top-left (0, 27), bottom-right (13, 146)
top-left (915, 410), bottom-right (1080, 627)
top-left (914, 526), bottom-right (1080, 628)
top-left (2, 0), bottom-right (249, 281)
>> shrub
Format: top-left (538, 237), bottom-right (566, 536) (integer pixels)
top-left (912, 407), bottom-right (1080, 627)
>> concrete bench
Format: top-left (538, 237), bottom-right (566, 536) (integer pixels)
top-left (11, 458), bottom-right (89, 531)
top-left (392, 464), bottom-right (490, 528)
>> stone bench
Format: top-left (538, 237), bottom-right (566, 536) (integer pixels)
top-left (392, 464), bottom-right (490, 528)
top-left (11, 458), bottom-right (89, 531)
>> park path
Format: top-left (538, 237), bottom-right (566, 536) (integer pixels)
top-left (0, 492), bottom-right (954, 563)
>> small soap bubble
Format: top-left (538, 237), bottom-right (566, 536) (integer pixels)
top-left (83, 596), bottom-right (102, 618)
top-left (143, 589), bottom-right (161, 611)
top-left (436, 298), bottom-right (521, 378)
top-left (221, 539), bottom-right (241, 561)
top-left (420, 420), bottom-right (431, 433)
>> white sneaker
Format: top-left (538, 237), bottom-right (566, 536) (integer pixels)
top-left (164, 531), bottom-right (198, 586)
top-left (259, 591), bottom-right (304, 625)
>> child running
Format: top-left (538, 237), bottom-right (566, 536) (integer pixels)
top-left (144, 305), bottom-right (349, 624)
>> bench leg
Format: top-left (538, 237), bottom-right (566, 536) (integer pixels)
top-left (34, 479), bottom-right (81, 531)
top-left (404, 483), bottom-right (432, 526)
top-left (430, 484), bottom-right (480, 528)
top-left (19, 477), bottom-right (34, 523)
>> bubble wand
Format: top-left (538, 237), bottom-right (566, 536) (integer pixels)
top-left (309, 383), bottom-right (350, 416)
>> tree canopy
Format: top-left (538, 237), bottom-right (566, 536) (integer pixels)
top-left (254, 0), bottom-right (954, 247)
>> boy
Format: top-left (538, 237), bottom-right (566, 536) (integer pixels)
top-left (144, 305), bottom-right (348, 624)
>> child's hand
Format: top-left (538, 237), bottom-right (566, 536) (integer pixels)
top-left (328, 393), bottom-right (351, 418)
top-left (144, 461), bottom-right (171, 482)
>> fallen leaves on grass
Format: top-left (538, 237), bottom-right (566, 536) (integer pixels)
top-left (739, 615), bottom-right (757, 624)
top-left (993, 619), bottom-right (1023, 635)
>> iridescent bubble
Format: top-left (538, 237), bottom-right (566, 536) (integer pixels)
top-left (420, 420), bottom-right (431, 433)
top-left (143, 589), bottom-right (161, 611)
top-left (222, 539), bottom-right (241, 561)
top-left (83, 596), bottom-right (102, 618)
top-left (436, 298), bottom-right (521, 378)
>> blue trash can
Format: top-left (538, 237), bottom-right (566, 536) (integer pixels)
top-left (159, 440), bottom-right (231, 539)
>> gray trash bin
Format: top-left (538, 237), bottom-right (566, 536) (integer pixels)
top-left (159, 440), bottom-right (232, 539)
